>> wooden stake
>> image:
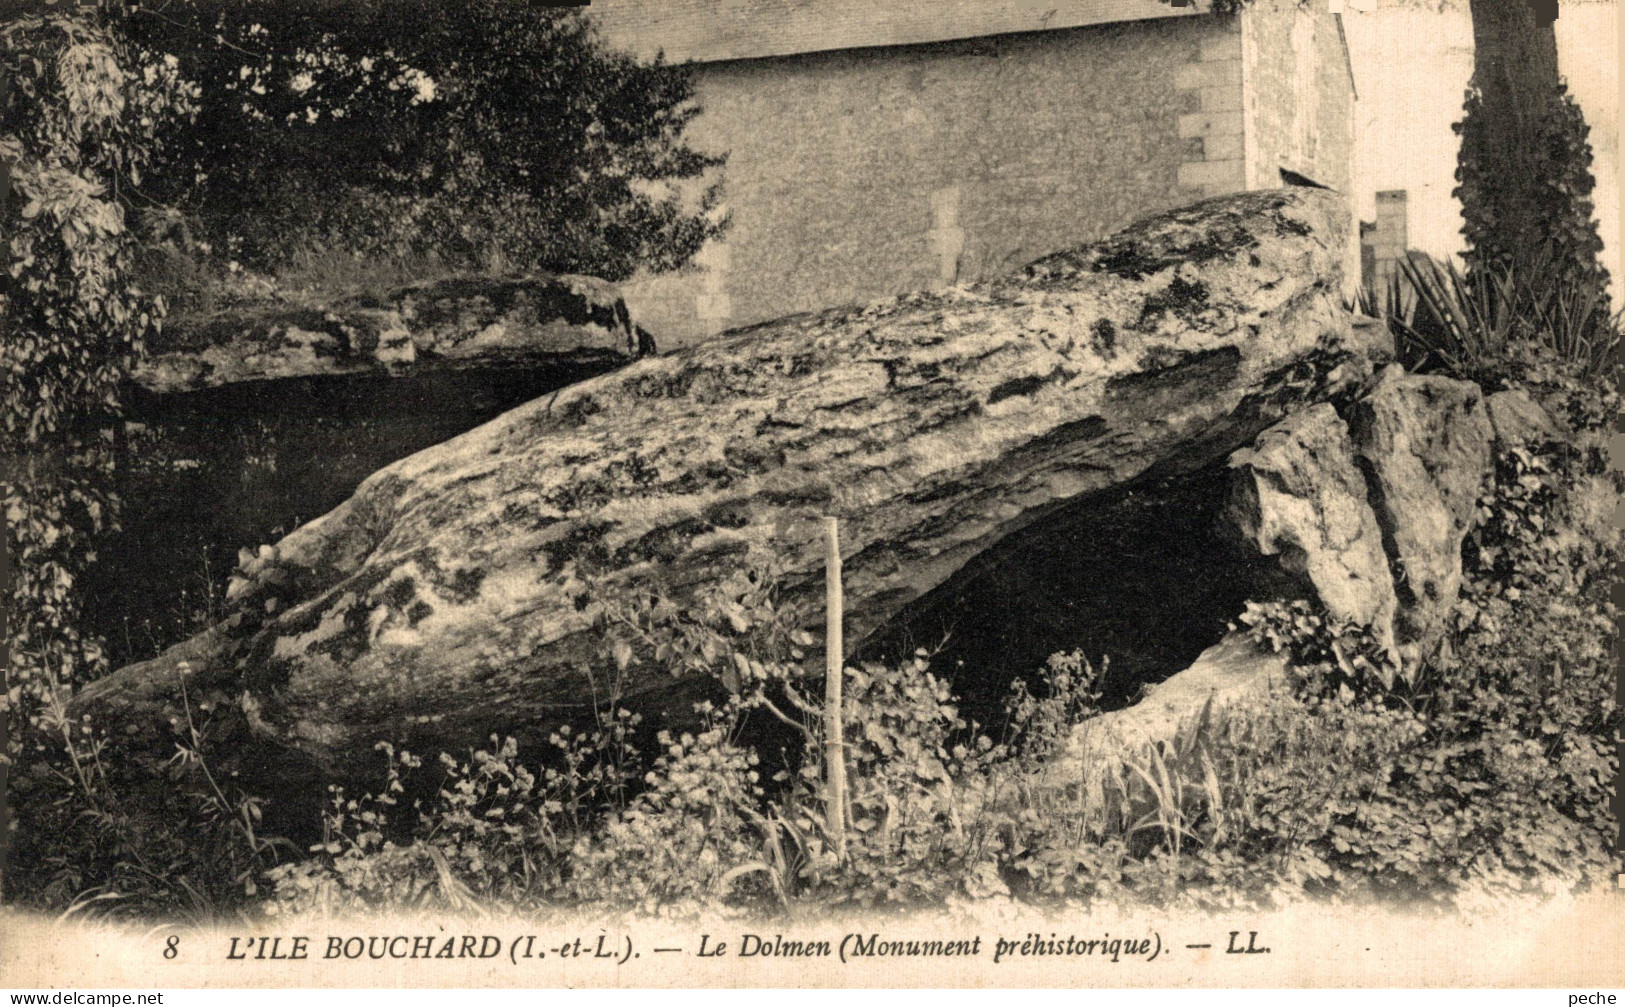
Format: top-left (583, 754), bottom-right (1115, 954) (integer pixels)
top-left (823, 516), bottom-right (847, 862)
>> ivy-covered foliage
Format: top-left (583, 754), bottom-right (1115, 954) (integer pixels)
top-left (1450, 34), bottom-right (1617, 382)
top-left (1237, 599), bottom-right (1401, 695)
top-left (2, 12), bottom-right (194, 757)
top-left (1455, 81), bottom-right (1612, 318)
top-left (117, 1), bottom-right (725, 282)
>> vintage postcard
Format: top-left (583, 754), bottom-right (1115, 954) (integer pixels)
top-left (1, 0), bottom-right (1621, 991)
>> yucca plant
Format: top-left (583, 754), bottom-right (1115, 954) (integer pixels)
top-left (1373, 248), bottom-right (1620, 384)
top-left (1545, 271), bottom-right (1622, 376)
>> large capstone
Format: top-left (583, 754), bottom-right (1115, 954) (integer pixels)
top-left (74, 189), bottom-right (1372, 801)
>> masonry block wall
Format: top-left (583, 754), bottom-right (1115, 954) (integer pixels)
top-left (1174, 18), bottom-right (1246, 201)
top-left (617, 16), bottom-right (1240, 347)
top-left (1365, 189), bottom-right (1410, 291)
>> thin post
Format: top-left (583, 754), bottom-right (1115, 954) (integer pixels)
top-left (823, 516), bottom-right (847, 862)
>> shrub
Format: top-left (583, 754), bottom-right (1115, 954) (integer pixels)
top-left (782, 653), bottom-right (1000, 906)
top-left (1238, 598), bottom-right (1402, 694)
top-left (265, 708), bottom-right (648, 917)
top-left (1198, 603), bottom-right (1612, 905)
top-left (119, 2), bottom-right (725, 282)
top-left (1456, 80), bottom-right (1612, 324)
top-left (8, 673), bottom-right (292, 919)
top-left (563, 718), bottom-right (767, 912)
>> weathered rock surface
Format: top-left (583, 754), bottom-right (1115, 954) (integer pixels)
top-left (91, 275), bottom-right (650, 673)
top-left (1221, 403), bottom-right (1399, 649)
top-left (1349, 366), bottom-right (1493, 649)
top-left (76, 189), bottom-right (1369, 778)
top-left (133, 274), bottom-right (648, 396)
top-left (1052, 632), bottom-right (1288, 781)
top-left (1486, 388), bottom-right (1565, 448)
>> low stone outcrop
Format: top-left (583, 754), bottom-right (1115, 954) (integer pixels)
top-left (1056, 632), bottom-right (1288, 774)
top-left (75, 189), bottom-right (1371, 785)
top-left (1051, 363), bottom-right (1501, 774)
top-left (90, 276), bottom-right (652, 676)
top-left (1485, 388), bottom-right (1565, 448)
top-left (133, 274), bottom-right (649, 396)
top-left (1221, 402), bottom-right (1399, 650)
top-left (1349, 366), bottom-right (1494, 650)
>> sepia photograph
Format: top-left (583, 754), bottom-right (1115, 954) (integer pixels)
top-left (0, 0), bottom-right (1620, 991)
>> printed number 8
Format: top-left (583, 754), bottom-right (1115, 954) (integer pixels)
top-left (164, 936), bottom-right (179, 960)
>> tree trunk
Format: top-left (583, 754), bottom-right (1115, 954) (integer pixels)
top-left (1468, 0), bottom-right (1560, 116)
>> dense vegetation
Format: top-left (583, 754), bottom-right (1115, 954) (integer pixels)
top-left (3, 12), bottom-right (192, 760)
top-left (4, 2), bottom-right (1620, 920)
top-left (2, 1), bottom-right (721, 909)
top-left (119, 0), bottom-right (724, 312)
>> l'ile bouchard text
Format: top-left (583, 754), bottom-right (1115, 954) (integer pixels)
top-left (213, 930), bottom-right (1253, 966)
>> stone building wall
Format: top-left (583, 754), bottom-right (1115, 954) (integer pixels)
top-left (617, 16), bottom-right (1243, 346)
top-left (1365, 188), bottom-right (1410, 291)
top-left (1172, 16), bottom-right (1246, 200)
top-left (1242, 0), bottom-right (1358, 291)
top-left (1242, 0), bottom-right (1355, 195)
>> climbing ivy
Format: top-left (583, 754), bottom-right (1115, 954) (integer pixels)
top-left (2, 11), bottom-right (195, 756)
top-left (1454, 80), bottom-right (1613, 320)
